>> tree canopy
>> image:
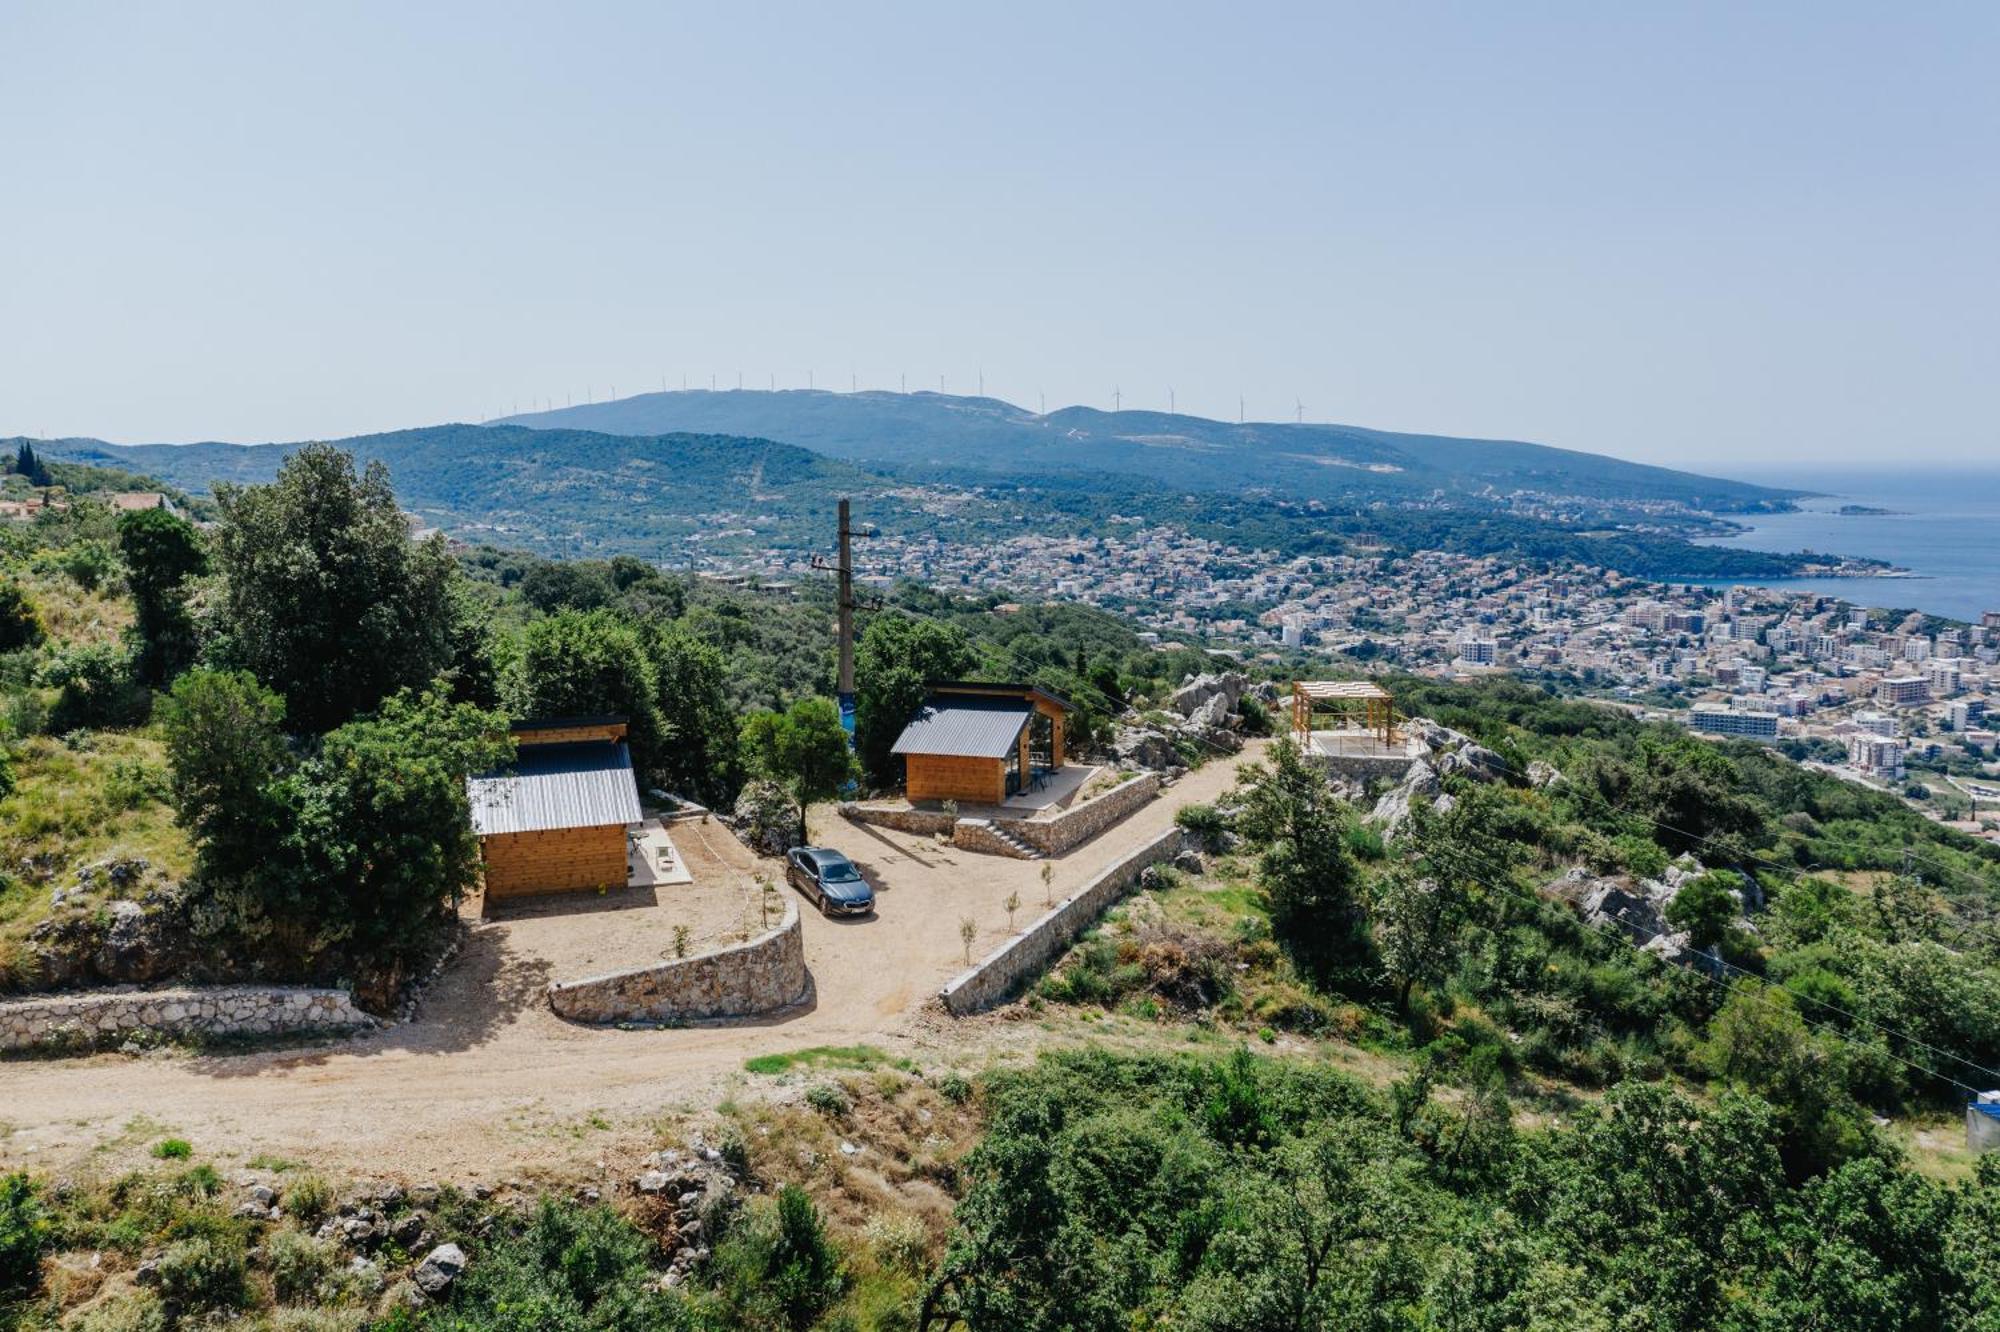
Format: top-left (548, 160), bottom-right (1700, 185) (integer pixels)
top-left (742, 696), bottom-right (858, 843)
top-left (210, 443), bottom-right (455, 733)
top-left (854, 614), bottom-right (975, 788)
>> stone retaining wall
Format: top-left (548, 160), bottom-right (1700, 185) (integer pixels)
top-left (949, 819), bottom-right (1033, 859)
top-left (939, 826), bottom-right (1187, 1015)
top-left (1010, 773), bottom-right (1160, 856)
top-left (840, 804), bottom-right (959, 838)
top-left (1314, 752), bottom-right (1417, 783)
top-left (841, 772), bottom-right (1161, 860)
top-left (0, 985), bottom-right (373, 1052)
top-left (548, 898), bottom-right (807, 1024)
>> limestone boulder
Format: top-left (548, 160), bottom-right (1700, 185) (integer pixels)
top-left (1109, 726), bottom-right (1180, 772)
top-left (413, 1243), bottom-right (467, 1298)
top-left (1170, 672), bottom-right (1248, 719)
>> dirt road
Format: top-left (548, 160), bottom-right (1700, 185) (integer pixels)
top-left (0, 748), bottom-right (1260, 1180)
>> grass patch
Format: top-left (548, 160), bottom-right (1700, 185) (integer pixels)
top-left (150, 1138), bottom-right (192, 1160)
top-left (0, 726), bottom-right (194, 989)
top-left (744, 1045), bottom-right (913, 1076)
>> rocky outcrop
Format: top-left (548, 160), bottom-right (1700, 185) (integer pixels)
top-left (1436, 742), bottom-right (1507, 783)
top-left (1170, 672), bottom-right (1249, 719)
top-left (21, 869), bottom-right (192, 992)
top-left (1109, 726), bottom-right (1181, 772)
top-left (1541, 863), bottom-right (1731, 974)
top-left (1368, 760), bottom-right (1441, 837)
top-left (631, 1143), bottom-right (738, 1286)
top-left (0, 985), bottom-right (373, 1052)
top-left (728, 780), bottom-right (798, 857)
top-left (413, 1244), bottom-right (466, 1297)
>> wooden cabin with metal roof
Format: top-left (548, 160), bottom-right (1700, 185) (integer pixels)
top-left (467, 717), bottom-right (642, 901)
top-left (891, 682), bottom-right (1072, 807)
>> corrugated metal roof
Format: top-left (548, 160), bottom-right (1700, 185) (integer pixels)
top-left (891, 697), bottom-right (1034, 759)
top-left (467, 741), bottom-right (643, 836)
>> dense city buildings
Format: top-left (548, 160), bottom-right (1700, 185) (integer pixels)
top-left (724, 512), bottom-right (1997, 838)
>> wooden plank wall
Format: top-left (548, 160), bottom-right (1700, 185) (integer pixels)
top-left (512, 722), bottom-right (627, 747)
top-left (480, 824), bottom-right (628, 899)
top-left (1032, 698), bottom-right (1066, 767)
top-left (906, 753), bottom-right (1005, 806)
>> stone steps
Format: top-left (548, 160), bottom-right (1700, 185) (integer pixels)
top-left (989, 824), bottom-right (1044, 860)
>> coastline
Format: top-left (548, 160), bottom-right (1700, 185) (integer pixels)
top-left (1683, 469), bottom-right (2000, 624)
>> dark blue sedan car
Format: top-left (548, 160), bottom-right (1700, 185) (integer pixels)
top-left (785, 847), bottom-right (876, 917)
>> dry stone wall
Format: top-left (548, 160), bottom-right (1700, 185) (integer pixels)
top-left (548, 898), bottom-right (807, 1023)
top-left (0, 985), bottom-right (372, 1052)
top-left (1011, 773), bottom-right (1159, 856)
top-left (841, 773), bottom-right (1160, 860)
top-left (939, 825), bottom-right (1187, 1015)
top-left (837, 804), bottom-right (958, 838)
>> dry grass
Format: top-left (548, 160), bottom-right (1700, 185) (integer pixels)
top-left (720, 1069), bottom-right (981, 1248)
top-left (15, 565), bottom-right (133, 649)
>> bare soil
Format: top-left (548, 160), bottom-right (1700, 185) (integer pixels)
top-left (0, 747), bottom-right (1262, 1185)
top-left (481, 821), bottom-right (765, 981)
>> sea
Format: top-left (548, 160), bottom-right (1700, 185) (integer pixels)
top-left (1686, 467), bottom-right (2000, 625)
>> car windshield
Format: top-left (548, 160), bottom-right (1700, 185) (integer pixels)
top-left (817, 857), bottom-right (863, 883)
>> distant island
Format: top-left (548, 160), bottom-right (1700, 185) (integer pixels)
top-left (1836, 503), bottom-right (1902, 516)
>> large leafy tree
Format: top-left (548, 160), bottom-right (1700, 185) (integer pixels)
top-left (116, 505), bottom-right (207, 685)
top-left (1234, 740), bottom-right (1366, 981)
top-left (161, 670), bottom-right (506, 994)
top-left (509, 609), bottom-right (669, 784)
top-left (647, 622), bottom-right (741, 808)
top-left (210, 443), bottom-right (455, 733)
top-left (742, 697), bottom-right (858, 843)
top-left (854, 614), bottom-right (975, 788)
top-left (1372, 869), bottom-right (1466, 1014)
top-left (158, 669), bottom-right (299, 945)
top-left (287, 690), bottom-right (510, 991)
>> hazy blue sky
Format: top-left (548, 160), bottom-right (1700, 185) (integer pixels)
top-left (3, 3), bottom-right (1995, 474)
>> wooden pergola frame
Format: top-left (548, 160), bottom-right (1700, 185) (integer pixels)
top-left (1290, 680), bottom-right (1399, 748)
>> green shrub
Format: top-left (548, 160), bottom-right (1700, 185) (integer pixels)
top-left (805, 1083), bottom-right (851, 1118)
top-left (425, 1199), bottom-right (689, 1332)
top-left (0, 1171), bottom-right (48, 1300)
top-left (281, 1173), bottom-right (334, 1226)
top-left (153, 1233), bottom-right (248, 1313)
top-left (64, 1290), bottom-right (167, 1332)
top-left (936, 1072), bottom-right (974, 1105)
top-left (713, 1185), bottom-right (845, 1332)
top-left (1174, 802), bottom-right (1230, 852)
top-left (150, 1138), bottom-right (192, 1160)
top-left (267, 1227), bottom-right (340, 1305)
top-left (1344, 821), bottom-right (1386, 860)
top-left (0, 582), bottom-right (43, 655)
top-left (1614, 834), bottom-right (1669, 880)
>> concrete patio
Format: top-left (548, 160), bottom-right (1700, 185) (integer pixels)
top-left (858, 763), bottom-right (1107, 822)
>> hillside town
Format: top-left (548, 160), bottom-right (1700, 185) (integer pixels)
top-left (738, 520), bottom-right (2000, 837)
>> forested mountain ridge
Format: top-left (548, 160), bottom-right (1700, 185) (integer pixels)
top-left (33, 425), bottom-right (888, 558)
top-left (497, 388), bottom-right (1807, 512)
top-left (34, 421), bottom-right (1850, 580)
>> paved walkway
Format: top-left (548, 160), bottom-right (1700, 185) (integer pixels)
top-left (0, 746), bottom-right (1261, 1181)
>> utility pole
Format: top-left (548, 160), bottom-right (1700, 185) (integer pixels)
top-left (813, 499), bottom-right (872, 736)
top-left (837, 498), bottom-right (855, 710)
